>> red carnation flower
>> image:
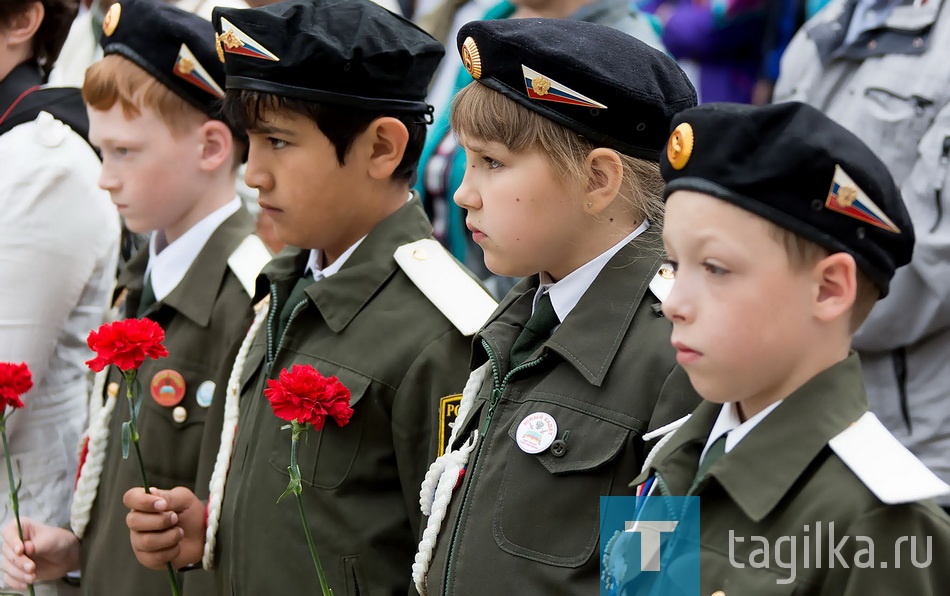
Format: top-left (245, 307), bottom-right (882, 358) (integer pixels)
top-left (265, 365), bottom-right (353, 431)
top-left (0, 362), bottom-right (32, 410)
top-left (85, 318), bottom-right (169, 373)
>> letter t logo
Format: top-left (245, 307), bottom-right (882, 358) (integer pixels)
top-left (624, 521), bottom-right (679, 571)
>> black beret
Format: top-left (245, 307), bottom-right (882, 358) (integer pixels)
top-left (660, 101), bottom-right (915, 296)
top-left (99, 0), bottom-right (226, 118)
top-left (212, 0), bottom-right (445, 116)
top-left (456, 19), bottom-right (697, 161)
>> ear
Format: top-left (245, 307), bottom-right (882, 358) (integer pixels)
top-left (360, 116), bottom-right (408, 180)
top-left (197, 119), bottom-right (235, 172)
top-left (583, 148), bottom-right (623, 214)
top-left (812, 252), bottom-right (857, 323)
top-left (4, 1), bottom-right (44, 48)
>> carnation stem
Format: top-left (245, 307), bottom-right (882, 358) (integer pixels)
top-left (291, 424), bottom-right (332, 596)
top-left (123, 372), bottom-right (181, 596)
top-left (1, 418), bottom-right (34, 596)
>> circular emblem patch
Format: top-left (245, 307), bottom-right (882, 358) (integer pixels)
top-left (667, 122), bottom-right (694, 170)
top-left (515, 412), bottom-right (558, 454)
top-left (102, 3), bottom-right (121, 37)
top-left (150, 369), bottom-right (186, 407)
top-left (461, 37), bottom-right (482, 80)
top-left (196, 380), bottom-right (215, 408)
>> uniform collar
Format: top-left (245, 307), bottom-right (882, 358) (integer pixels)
top-left (146, 197), bottom-right (242, 302)
top-left (476, 226), bottom-right (665, 386)
top-left (119, 206), bottom-right (254, 326)
top-left (536, 220), bottom-right (649, 326)
top-left (701, 400), bottom-right (784, 462)
top-left (261, 195), bottom-right (434, 333)
top-left (645, 353), bottom-right (869, 522)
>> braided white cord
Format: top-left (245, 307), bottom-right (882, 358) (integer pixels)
top-left (640, 414), bottom-right (689, 476)
top-left (202, 296), bottom-right (270, 570)
top-left (70, 369), bottom-right (118, 539)
top-left (412, 362), bottom-right (489, 595)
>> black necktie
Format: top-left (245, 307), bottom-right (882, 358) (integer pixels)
top-left (509, 292), bottom-right (559, 369)
top-left (690, 433), bottom-right (728, 493)
top-left (137, 274), bottom-right (156, 317)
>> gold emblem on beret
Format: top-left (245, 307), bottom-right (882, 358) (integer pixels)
top-left (532, 76), bottom-right (551, 96)
top-left (667, 122), bottom-right (694, 170)
top-left (461, 37), bottom-right (482, 80)
top-left (837, 185), bottom-right (858, 208)
top-left (215, 33), bottom-right (226, 63)
top-left (102, 2), bottom-right (121, 37)
top-left (177, 57), bottom-right (195, 75)
top-left (219, 30), bottom-right (244, 50)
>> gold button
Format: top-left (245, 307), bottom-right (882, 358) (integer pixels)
top-left (412, 248), bottom-right (428, 261)
top-left (172, 406), bottom-right (187, 424)
top-left (107, 382), bottom-right (119, 398)
top-left (712, 591), bottom-right (726, 596)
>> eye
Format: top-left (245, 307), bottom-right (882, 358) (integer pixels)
top-left (268, 137), bottom-right (288, 149)
top-left (702, 261), bottom-right (729, 276)
top-left (113, 147), bottom-right (130, 157)
top-left (482, 155), bottom-right (503, 170)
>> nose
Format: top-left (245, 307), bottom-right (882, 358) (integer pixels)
top-left (97, 160), bottom-right (119, 193)
top-left (661, 274), bottom-right (692, 323)
top-left (244, 145), bottom-right (273, 192)
top-left (453, 166), bottom-right (481, 211)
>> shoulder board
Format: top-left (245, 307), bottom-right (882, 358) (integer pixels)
top-left (227, 235), bottom-right (272, 298)
top-left (829, 412), bottom-right (950, 504)
top-left (393, 239), bottom-right (498, 336)
top-left (649, 263), bottom-right (675, 303)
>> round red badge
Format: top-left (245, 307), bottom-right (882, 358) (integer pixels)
top-left (150, 369), bottom-right (186, 407)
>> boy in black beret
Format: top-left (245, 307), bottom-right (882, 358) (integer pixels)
top-left (0, 1), bottom-right (271, 594)
top-left (121, 0), bottom-right (495, 594)
top-left (412, 17), bottom-right (700, 595)
top-left (625, 101), bottom-right (950, 594)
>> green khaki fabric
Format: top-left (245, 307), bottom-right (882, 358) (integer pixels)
top-left (81, 208), bottom-right (262, 595)
top-left (634, 353), bottom-right (950, 595)
top-left (423, 229), bottom-right (700, 595)
top-left (205, 198), bottom-right (474, 595)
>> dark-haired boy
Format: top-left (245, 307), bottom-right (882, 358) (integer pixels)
top-left (122, 0), bottom-right (496, 593)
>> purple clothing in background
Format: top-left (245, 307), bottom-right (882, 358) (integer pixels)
top-left (640, 0), bottom-right (767, 103)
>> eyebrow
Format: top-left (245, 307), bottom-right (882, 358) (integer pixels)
top-left (247, 124), bottom-right (296, 136)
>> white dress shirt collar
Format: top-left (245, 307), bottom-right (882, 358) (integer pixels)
top-left (304, 236), bottom-right (367, 280)
top-left (701, 399), bottom-right (785, 463)
top-left (532, 219), bottom-right (650, 324)
top-left (146, 197), bottom-right (241, 301)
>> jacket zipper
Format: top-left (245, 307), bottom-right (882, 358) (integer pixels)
top-left (443, 338), bottom-right (547, 595)
top-left (265, 281), bottom-right (307, 376)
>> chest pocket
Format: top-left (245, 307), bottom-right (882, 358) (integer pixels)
top-left (268, 364), bottom-right (372, 490)
top-left (135, 360), bottom-right (215, 488)
top-left (703, 549), bottom-right (799, 596)
top-left (494, 401), bottom-right (634, 567)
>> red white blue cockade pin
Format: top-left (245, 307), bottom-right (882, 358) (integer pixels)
top-left (825, 164), bottom-right (901, 234)
top-left (217, 17), bottom-right (280, 62)
top-left (522, 65), bottom-right (607, 109)
top-left (173, 43), bottom-right (225, 98)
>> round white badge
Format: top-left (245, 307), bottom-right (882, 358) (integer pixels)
top-left (515, 412), bottom-right (558, 454)
top-left (196, 380), bottom-right (215, 408)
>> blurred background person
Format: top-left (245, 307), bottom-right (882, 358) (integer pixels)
top-left (638, 0), bottom-right (768, 104)
top-left (775, 0), bottom-right (950, 515)
top-left (0, 0), bottom-right (120, 593)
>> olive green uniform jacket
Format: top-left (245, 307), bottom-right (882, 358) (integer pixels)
top-left (207, 198), bottom-right (474, 595)
top-left (633, 354), bottom-right (950, 595)
top-left (80, 208), bottom-right (264, 595)
top-left (423, 229), bottom-right (699, 595)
